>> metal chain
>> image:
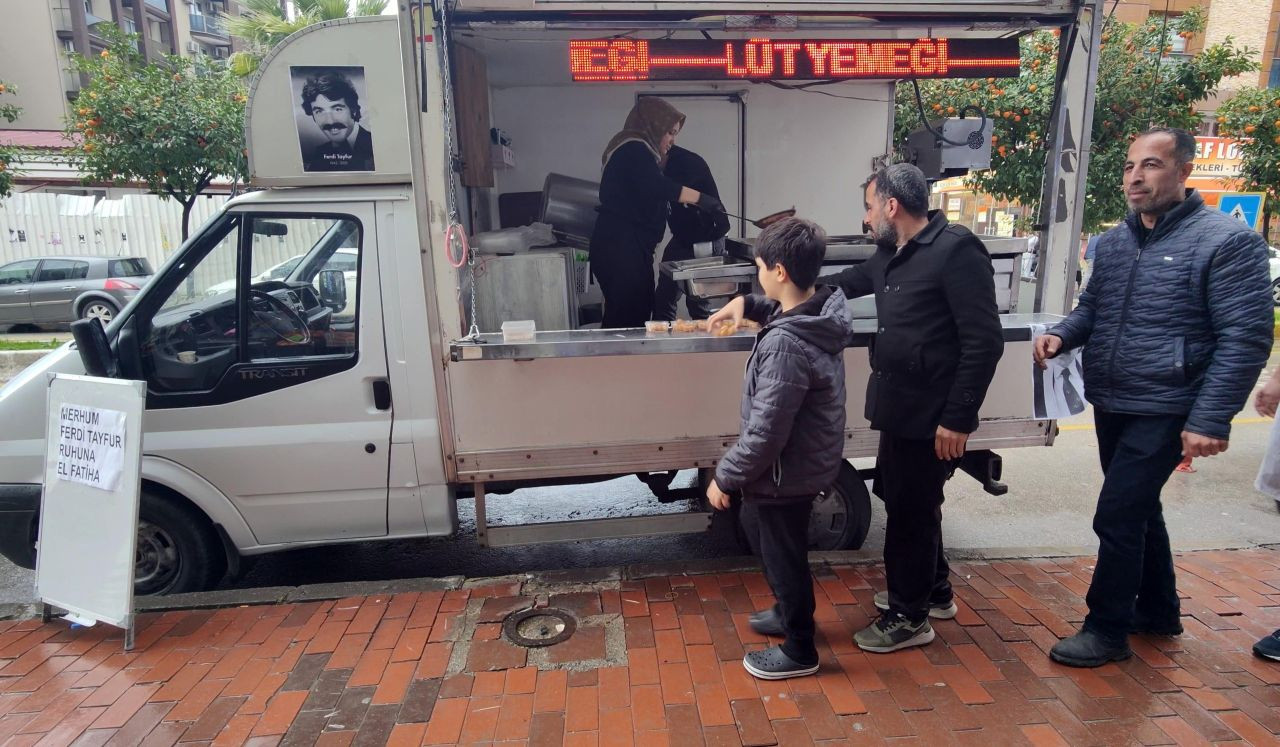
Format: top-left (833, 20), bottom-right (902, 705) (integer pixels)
top-left (434, 0), bottom-right (481, 340)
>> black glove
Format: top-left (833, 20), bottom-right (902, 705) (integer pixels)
top-left (695, 192), bottom-right (726, 214)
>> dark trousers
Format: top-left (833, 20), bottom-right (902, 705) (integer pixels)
top-left (652, 239), bottom-right (711, 321)
top-left (589, 226), bottom-right (657, 329)
top-left (1082, 410), bottom-right (1185, 643)
top-left (739, 498), bottom-right (818, 664)
top-left (879, 433), bottom-right (955, 624)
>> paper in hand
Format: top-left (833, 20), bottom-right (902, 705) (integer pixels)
top-left (1030, 323), bottom-right (1087, 419)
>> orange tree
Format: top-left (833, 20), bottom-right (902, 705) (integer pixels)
top-left (0, 80), bottom-right (20, 198)
top-left (1216, 87), bottom-right (1280, 237)
top-left (895, 7), bottom-right (1256, 233)
top-left (65, 27), bottom-right (247, 239)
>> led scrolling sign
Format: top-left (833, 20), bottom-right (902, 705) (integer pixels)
top-left (570, 37), bottom-right (1021, 82)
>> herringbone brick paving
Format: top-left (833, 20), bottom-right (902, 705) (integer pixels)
top-left (0, 548), bottom-right (1277, 745)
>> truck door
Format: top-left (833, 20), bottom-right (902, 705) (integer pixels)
top-left (121, 202), bottom-right (393, 544)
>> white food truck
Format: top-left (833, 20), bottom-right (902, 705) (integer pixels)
top-left (0, 0), bottom-right (1101, 593)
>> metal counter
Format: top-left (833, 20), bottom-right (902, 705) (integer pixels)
top-left (451, 312), bottom-right (1063, 361)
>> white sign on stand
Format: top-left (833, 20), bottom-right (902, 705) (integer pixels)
top-left (38, 374), bottom-right (145, 650)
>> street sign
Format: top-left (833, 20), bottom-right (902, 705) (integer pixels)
top-left (1217, 192), bottom-right (1266, 232)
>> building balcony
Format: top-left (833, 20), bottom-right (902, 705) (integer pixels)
top-left (189, 13), bottom-right (229, 40)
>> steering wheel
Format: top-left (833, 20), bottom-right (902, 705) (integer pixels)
top-left (249, 289), bottom-right (311, 345)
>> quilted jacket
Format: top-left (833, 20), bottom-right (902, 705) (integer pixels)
top-left (714, 286), bottom-right (854, 503)
top-left (1049, 191), bottom-right (1272, 439)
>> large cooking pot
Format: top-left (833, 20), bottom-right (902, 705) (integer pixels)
top-left (540, 173), bottom-right (600, 248)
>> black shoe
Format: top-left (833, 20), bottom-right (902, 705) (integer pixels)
top-left (749, 608), bottom-right (785, 637)
top-left (1254, 629), bottom-right (1280, 661)
top-left (1130, 615), bottom-right (1184, 636)
top-left (742, 646), bottom-right (820, 680)
top-left (1049, 630), bottom-right (1132, 668)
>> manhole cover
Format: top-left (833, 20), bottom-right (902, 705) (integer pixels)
top-left (503, 607), bottom-right (577, 648)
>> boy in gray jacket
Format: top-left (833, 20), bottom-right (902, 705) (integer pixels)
top-left (706, 217), bottom-right (855, 679)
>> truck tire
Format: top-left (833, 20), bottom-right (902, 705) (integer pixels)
top-left (134, 491), bottom-right (226, 595)
top-left (808, 462), bottom-right (872, 551)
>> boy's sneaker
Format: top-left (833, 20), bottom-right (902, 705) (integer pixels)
top-left (873, 591), bottom-right (958, 620)
top-left (1130, 614), bottom-right (1184, 637)
top-left (1049, 630), bottom-right (1132, 668)
top-left (748, 608), bottom-right (784, 637)
top-left (1254, 629), bottom-right (1280, 661)
top-left (854, 612), bottom-right (935, 653)
top-left (742, 646), bottom-right (820, 680)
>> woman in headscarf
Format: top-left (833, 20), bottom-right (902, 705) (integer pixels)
top-left (590, 97), bottom-right (725, 328)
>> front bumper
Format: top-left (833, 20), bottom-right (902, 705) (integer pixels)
top-left (0, 484), bottom-right (39, 569)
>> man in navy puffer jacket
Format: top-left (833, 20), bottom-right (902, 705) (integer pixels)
top-left (1034, 128), bottom-right (1272, 667)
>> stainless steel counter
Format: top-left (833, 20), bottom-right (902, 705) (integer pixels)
top-left (451, 312), bottom-right (1062, 362)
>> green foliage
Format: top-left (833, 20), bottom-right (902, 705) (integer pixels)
top-left (65, 27), bottom-right (247, 238)
top-left (1216, 87), bottom-right (1280, 204)
top-left (224, 0), bottom-right (388, 78)
top-left (0, 80), bottom-right (21, 199)
top-left (895, 7), bottom-right (1257, 232)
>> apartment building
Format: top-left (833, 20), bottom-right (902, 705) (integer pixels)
top-left (1, 0), bottom-right (242, 133)
top-left (1110, 0), bottom-right (1280, 112)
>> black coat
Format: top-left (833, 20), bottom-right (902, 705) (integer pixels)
top-left (830, 211), bottom-right (1004, 440)
top-left (662, 146), bottom-right (730, 260)
top-left (1050, 190), bottom-right (1272, 439)
top-left (716, 286), bottom-right (855, 502)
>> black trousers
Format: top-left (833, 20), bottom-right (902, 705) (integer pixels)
top-left (739, 498), bottom-right (818, 664)
top-left (1082, 410), bottom-right (1185, 643)
top-left (652, 238), bottom-right (711, 321)
top-left (590, 229), bottom-right (656, 329)
top-left (878, 433), bottom-right (955, 624)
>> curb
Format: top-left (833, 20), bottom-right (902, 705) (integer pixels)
top-left (12, 542), bottom-right (1280, 619)
top-left (0, 350), bottom-right (52, 382)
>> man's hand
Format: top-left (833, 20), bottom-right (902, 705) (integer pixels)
top-left (1181, 431), bottom-right (1228, 458)
top-left (935, 426), bottom-right (969, 461)
top-left (707, 296), bottom-right (745, 329)
top-left (1256, 375), bottom-right (1280, 418)
top-left (706, 479), bottom-right (732, 511)
top-left (1033, 334), bottom-right (1063, 369)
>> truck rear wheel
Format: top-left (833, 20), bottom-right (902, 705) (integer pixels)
top-left (808, 462), bottom-right (872, 551)
top-left (134, 491), bottom-right (226, 595)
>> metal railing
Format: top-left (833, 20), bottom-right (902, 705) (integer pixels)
top-left (188, 13), bottom-right (227, 38)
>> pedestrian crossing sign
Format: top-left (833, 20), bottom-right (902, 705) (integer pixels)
top-left (1217, 192), bottom-right (1266, 232)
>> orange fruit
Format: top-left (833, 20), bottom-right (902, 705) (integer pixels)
top-left (1245, 125), bottom-right (1256, 133)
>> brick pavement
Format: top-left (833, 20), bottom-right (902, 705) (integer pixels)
top-left (0, 548), bottom-right (1277, 745)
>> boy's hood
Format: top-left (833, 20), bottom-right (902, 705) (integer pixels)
top-left (767, 285), bottom-right (855, 355)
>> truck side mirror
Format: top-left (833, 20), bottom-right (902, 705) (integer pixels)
top-left (70, 318), bottom-right (119, 378)
top-left (318, 269), bottom-right (347, 312)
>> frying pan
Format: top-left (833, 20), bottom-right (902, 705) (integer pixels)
top-left (723, 207), bottom-right (796, 229)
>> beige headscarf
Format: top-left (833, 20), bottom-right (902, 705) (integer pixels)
top-left (601, 97), bottom-right (686, 166)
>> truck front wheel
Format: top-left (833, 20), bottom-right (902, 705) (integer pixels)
top-left (134, 491), bottom-right (226, 595)
top-left (808, 462), bottom-right (872, 551)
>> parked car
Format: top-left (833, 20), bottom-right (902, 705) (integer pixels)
top-left (0, 256), bottom-right (153, 327)
top-left (207, 247), bottom-right (358, 316)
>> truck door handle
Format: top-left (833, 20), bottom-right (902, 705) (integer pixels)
top-left (13, 289), bottom-right (29, 295)
top-left (61, 285), bottom-right (77, 290)
top-left (372, 379), bottom-right (392, 411)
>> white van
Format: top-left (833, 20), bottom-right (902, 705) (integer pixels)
top-left (0, 1), bottom-right (1100, 593)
